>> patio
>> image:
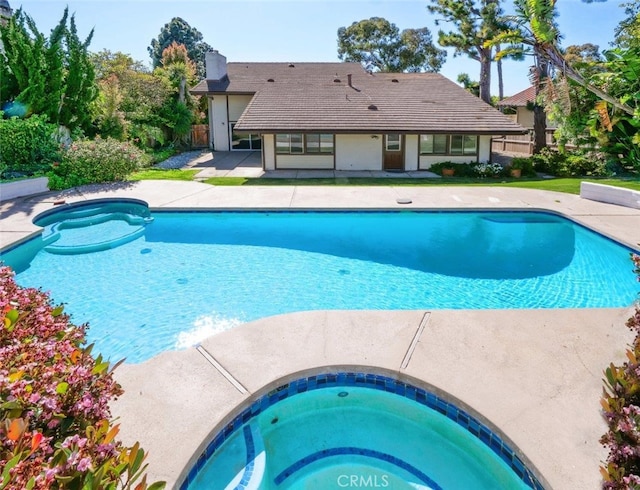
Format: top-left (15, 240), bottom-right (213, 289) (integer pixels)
top-left (2, 182), bottom-right (640, 489)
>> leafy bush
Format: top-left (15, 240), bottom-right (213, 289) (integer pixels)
top-left (48, 137), bottom-right (151, 190)
top-left (601, 254), bottom-right (640, 489)
top-left (509, 157), bottom-right (537, 177)
top-left (472, 162), bottom-right (504, 178)
top-left (531, 148), bottom-right (607, 177)
top-left (428, 161), bottom-right (477, 177)
top-left (0, 115), bottom-right (61, 179)
top-left (0, 266), bottom-right (164, 489)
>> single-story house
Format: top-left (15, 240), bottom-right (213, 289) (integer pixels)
top-left (190, 51), bottom-right (527, 172)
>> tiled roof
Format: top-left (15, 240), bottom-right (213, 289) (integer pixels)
top-left (191, 63), bottom-right (527, 134)
top-left (496, 86), bottom-right (536, 107)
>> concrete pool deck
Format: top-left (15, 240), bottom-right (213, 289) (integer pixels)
top-left (2, 181), bottom-right (640, 489)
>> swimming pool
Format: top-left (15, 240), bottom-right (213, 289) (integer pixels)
top-left (1, 200), bottom-right (638, 363)
top-left (181, 373), bottom-right (542, 489)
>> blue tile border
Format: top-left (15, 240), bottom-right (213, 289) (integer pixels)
top-left (273, 446), bottom-right (443, 489)
top-left (179, 372), bottom-right (545, 490)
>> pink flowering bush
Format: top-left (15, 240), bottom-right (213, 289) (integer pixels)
top-left (47, 136), bottom-right (151, 190)
top-left (601, 254), bottom-right (640, 488)
top-left (0, 266), bottom-right (164, 489)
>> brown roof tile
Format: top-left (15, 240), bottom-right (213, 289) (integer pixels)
top-left (496, 86), bottom-right (536, 107)
top-left (191, 63), bottom-right (527, 134)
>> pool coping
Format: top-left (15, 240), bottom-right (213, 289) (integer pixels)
top-left (2, 181), bottom-right (640, 489)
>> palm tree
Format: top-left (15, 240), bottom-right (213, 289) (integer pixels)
top-left (492, 0), bottom-right (634, 117)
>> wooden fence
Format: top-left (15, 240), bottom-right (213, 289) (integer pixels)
top-left (190, 124), bottom-right (209, 148)
top-left (491, 130), bottom-right (556, 155)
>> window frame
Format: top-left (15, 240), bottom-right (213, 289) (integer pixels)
top-left (419, 134), bottom-right (448, 155)
top-left (276, 133), bottom-right (334, 155)
top-left (419, 134), bottom-right (478, 156)
top-left (450, 134), bottom-right (478, 155)
top-left (385, 134), bottom-right (401, 152)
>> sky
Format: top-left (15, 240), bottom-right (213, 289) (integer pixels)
top-left (12, 0), bottom-right (628, 97)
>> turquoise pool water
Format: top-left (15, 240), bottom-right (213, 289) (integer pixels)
top-left (182, 374), bottom-right (540, 489)
top-left (1, 203), bottom-right (638, 363)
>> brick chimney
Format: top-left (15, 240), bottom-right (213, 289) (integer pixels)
top-left (205, 50), bottom-right (227, 81)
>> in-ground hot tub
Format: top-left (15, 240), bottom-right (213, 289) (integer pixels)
top-left (180, 373), bottom-right (543, 490)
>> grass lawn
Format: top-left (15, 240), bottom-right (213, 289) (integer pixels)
top-left (130, 169), bottom-right (640, 195)
top-left (129, 168), bottom-right (200, 181)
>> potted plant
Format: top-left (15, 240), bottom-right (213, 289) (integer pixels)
top-left (508, 157), bottom-right (529, 178)
top-left (442, 167), bottom-right (455, 177)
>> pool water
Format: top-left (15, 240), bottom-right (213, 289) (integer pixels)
top-left (2, 207), bottom-right (638, 363)
top-left (183, 377), bottom-right (537, 489)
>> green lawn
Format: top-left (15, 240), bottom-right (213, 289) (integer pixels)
top-left (129, 168), bottom-right (200, 181)
top-left (130, 169), bottom-right (640, 195)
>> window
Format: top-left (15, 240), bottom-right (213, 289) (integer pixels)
top-left (231, 123), bottom-right (261, 150)
top-left (420, 134), bottom-right (477, 155)
top-left (419, 134), bottom-right (448, 154)
top-left (276, 134), bottom-right (334, 154)
top-left (450, 135), bottom-right (477, 155)
top-left (305, 134), bottom-right (333, 154)
top-left (385, 134), bottom-right (401, 151)
top-left (275, 134), bottom-right (303, 154)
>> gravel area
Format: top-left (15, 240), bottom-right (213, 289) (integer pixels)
top-left (154, 150), bottom-right (210, 169)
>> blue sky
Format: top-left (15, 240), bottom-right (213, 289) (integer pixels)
top-left (14, 0), bottom-right (626, 96)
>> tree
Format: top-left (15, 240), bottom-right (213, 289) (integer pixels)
top-left (614, 0), bottom-right (640, 49)
top-left (91, 49), bottom-right (173, 145)
top-left (457, 73), bottom-right (480, 97)
top-left (0, 7), bottom-right (96, 132)
top-left (428, 0), bottom-right (509, 104)
top-left (493, 0), bottom-right (635, 117)
top-left (157, 41), bottom-right (196, 104)
top-left (148, 17), bottom-right (212, 79)
top-left (337, 17), bottom-right (446, 73)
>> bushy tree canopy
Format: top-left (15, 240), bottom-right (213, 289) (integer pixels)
top-left (337, 17), bottom-right (446, 73)
top-left (148, 17), bottom-right (212, 79)
top-left (428, 0), bottom-right (509, 103)
top-left (0, 7), bottom-right (97, 132)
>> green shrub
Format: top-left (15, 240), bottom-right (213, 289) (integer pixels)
top-left (0, 115), bottom-right (61, 179)
top-left (600, 254), bottom-right (640, 488)
top-left (48, 137), bottom-right (151, 190)
top-left (532, 148), bottom-right (607, 177)
top-left (0, 266), bottom-right (165, 489)
top-left (509, 157), bottom-right (537, 177)
top-left (471, 162), bottom-right (504, 178)
top-left (428, 161), bottom-right (477, 177)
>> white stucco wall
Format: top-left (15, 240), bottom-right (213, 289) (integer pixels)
top-left (404, 135), bottom-right (418, 171)
top-left (517, 107), bottom-right (534, 129)
top-left (263, 135), bottom-right (275, 170)
top-left (210, 96), bottom-right (230, 151)
top-left (478, 135), bottom-right (491, 162)
top-left (228, 95), bottom-right (253, 121)
top-left (276, 154), bottom-right (334, 169)
top-left (335, 134), bottom-right (382, 170)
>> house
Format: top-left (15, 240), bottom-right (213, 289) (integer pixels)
top-left (496, 86), bottom-right (556, 130)
top-left (190, 51), bottom-right (526, 172)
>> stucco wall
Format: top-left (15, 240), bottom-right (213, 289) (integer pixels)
top-left (478, 135), bottom-right (491, 162)
top-left (276, 154), bottom-right (334, 169)
top-left (404, 135), bottom-right (419, 171)
top-left (335, 134), bottom-right (382, 170)
top-left (228, 95), bottom-right (253, 121)
top-left (210, 96), bottom-right (230, 151)
top-left (263, 135), bottom-right (275, 170)
top-left (517, 107), bottom-right (534, 129)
